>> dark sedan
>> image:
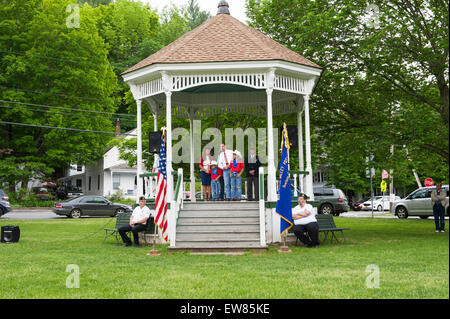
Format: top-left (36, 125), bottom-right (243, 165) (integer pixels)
top-left (0, 189), bottom-right (12, 217)
top-left (53, 195), bottom-right (132, 218)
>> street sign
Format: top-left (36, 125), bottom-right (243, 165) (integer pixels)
top-left (380, 180), bottom-right (387, 192)
top-left (424, 178), bottom-right (434, 187)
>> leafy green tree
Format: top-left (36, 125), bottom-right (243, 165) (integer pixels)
top-left (185, 0), bottom-right (213, 30)
top-left (0, 0), bottom-right (119, 189)
top-left (246, 0), bottom-right (449, 191)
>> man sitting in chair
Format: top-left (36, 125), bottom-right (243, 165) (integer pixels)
top-left (119, 196), bottom-right (151, 247)
top-left (292, 193), bottom-right (320, 248)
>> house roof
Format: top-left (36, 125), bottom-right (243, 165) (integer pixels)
top-left (106, 163), bottom-right (137, 171)
top-left (122, 13), bottom-right (321, 75)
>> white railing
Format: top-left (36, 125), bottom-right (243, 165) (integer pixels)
top-left (169, 168), bottom-right (183, 247)
top-left (258, 167), bottom-right (266, 247)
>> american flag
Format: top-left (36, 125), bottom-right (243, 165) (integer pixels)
top-left (154, 132), bottom-right (168, 242)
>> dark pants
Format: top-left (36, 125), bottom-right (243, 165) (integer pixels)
top-left (118, 224), bottom-right (146, 246)
top-left (293, 222), bottom-right (319, 246)
top-left (219, 175), bottom-right (224, 200)
top-left (246, 175), bottom-right (259, 201)
top-left (433, 203), bottom-right (445, 231)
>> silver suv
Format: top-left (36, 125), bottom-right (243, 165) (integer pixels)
top-left (393, 185), bottom-right (449, 219)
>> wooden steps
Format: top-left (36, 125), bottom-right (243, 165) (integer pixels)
top-left (168, 201), bottom-right (266, 251)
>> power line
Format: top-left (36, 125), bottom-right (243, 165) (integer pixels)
top-left (0, 104), bottom-right (136, 122)
top-left (0, 85), bottom-right (105, 102)
top-left (0, 99), bottom-right (136, 118)
top-left (0, 121), bottom-right (137, 136)
top-left (0, 49), bottom-right (98, 67)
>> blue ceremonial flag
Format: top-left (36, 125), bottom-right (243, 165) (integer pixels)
top-left (275, 124), bottom-right (293, 236)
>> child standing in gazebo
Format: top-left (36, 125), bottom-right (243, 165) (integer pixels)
top-left (230, 150), bottom-right (244, 201)
top-left (199, 148), bottom-right (212, 200)
top-left (210, 161), bottom-right (222, 201)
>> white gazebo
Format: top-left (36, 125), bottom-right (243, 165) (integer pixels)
top-left (122, 1), bottom-right (322, 246)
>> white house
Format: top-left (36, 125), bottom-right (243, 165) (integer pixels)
top-left (60, 128), bottom-right (140, 200)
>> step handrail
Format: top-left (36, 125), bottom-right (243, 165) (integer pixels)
top-left (258, 167), bottom-right (266, 246)
top-left (169, 168), bottom-right (183, 247)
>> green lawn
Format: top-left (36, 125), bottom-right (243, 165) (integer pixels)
top-left (0, 217), bottom-right (448, 299)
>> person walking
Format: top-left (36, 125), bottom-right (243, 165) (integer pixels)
top-left (217, 143), bottom-right (233, 201)
top-left (431, 183), bottom-right (447, 233)
top-left (199, 148), bottom-right (212, 200)
top-left (245, 147), bottom-right (261, 201)
top-left (230, 150), bottom-right (244, 201)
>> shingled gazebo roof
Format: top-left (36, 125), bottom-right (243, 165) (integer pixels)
top-left (122, 13), bottom-right (321, 75)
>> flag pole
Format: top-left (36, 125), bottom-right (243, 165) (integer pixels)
top-left (147, 128), bottom-right (166, 257)
top-left (278, 123), bottom-right (292, 254)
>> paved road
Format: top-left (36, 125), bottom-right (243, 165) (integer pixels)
top-left (341, 210), bottom-right (448, 219)
top-left (1, 208), bottom-right (447, 220)
top-left (0, 208), bottom-right (108, 220)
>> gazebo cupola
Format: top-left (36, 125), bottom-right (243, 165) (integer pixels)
top-left (122, 1), bottom-right (322, 243)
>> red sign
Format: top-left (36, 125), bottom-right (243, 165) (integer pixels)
top-left (424, 178), bottom-right (434, 187)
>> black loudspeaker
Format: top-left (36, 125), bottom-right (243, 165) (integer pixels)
top-left (281, 126), bottom-right (298, 148)
top-left (1, 225), bottom-right (20, 243)
top-left (287, 126), bottom-right (298, 148)
top-left (149, 131), bottom-right (163, 154)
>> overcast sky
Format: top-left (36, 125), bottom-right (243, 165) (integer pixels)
top-left (140, 0), bottom-right (249, 24)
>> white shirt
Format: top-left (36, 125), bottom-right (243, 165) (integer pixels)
top-left (292, 203), bottom-right (316, 225)
top-left (152, 155), bottom-right (160, 171)
top-left (201, 155), bottom-right (211, 172)
top-left (131, 205), bottom-right (152, 224)
top-left (217, 150), bottom-right (234, 170)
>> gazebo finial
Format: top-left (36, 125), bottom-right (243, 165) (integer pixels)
top-left (217, 0), bottom-right (230, 15)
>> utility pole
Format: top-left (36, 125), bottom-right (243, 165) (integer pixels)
top-left (404, 146), bottom-right (422, 188)
top-left (389, 145), bottom-right (394, 214)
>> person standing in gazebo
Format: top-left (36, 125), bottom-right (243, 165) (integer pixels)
top-left (245, 147), bottom-right (261, 201)
top-left (230, 150), bottom-right (244, 201)
top-left (218, 143), bottom-right (234, 201)
top-left (199, 148), bottom-right (212, 200)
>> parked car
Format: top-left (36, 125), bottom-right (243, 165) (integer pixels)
top-left (0, 189), bottom-right (12, 217)
top-left (313, 187), bottom-right (350, 216)
top-left (362, 195), bottom-right (401, 211)
top-left (53, 195), bottom-right (132, 218)
top-left (352, 198), bottom-right (368, 211)
top-left (32, 186), bottom-right (56, 201)
top-left (393, 185), bottom-right (449, 219)
top-left (0, 189), bottom-right (9, 201)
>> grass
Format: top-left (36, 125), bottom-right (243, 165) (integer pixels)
top-left (0, 217), bottom-right (448, 299)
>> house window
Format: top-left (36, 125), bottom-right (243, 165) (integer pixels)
top-left (98, 175), bottom-right (100, 191)
top-left (76, 179), bottom-right (82, 188)
top-left (88, 176), bottom-right (91, 191)
top-left (113, 174), bottom-right (120, 190)
top-left (77, 164), bottom-right (82, 172)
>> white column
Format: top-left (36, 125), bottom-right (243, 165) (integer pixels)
top-left (136, 98), bottom-right (143, 202)
top-left (149, 112), bottom-right (158, 199)
top-left (298, 109), bottom-right (304, 192)
top-left (266, 88), bottom-right (276, 202)
top-left (303, 94), bottom-right (314, 201)
top-left (189, 109), bottom-right (196, 202)
top-left (165, 91), bottom-right (173, 203)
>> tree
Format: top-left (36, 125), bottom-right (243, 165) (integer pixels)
top-left (246, 0), bottom-right (449, 190)
top-left (185, 0), bottom-right (213, 30)
top-left (0, 0), bottom-right (119, 189)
